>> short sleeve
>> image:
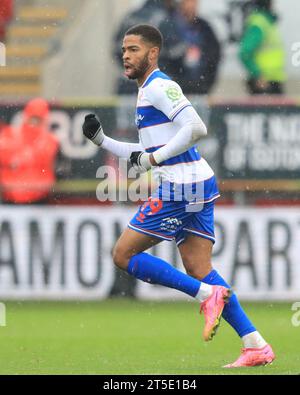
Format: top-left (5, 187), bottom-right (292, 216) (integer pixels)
top-left (145, 79), bottom-right (191, 121)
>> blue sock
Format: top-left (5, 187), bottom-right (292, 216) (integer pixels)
top-left (127, 252), bottom-right (201, 298)
top-left (201, 269), bottom-right (256, 337)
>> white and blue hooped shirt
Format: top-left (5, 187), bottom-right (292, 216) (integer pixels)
top-left (135, 69), bottom-right (219, 203)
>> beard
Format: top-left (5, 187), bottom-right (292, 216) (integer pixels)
top-left (127, 53), bottom-right (151, 80)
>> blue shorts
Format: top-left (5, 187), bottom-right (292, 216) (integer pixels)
top-left (128, 177), bottom-right (219, 246)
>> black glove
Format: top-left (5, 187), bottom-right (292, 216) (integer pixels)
top-left (82, 114), bottom-right (104, 145)
top-left (130, 151), bottom-right (152, 172)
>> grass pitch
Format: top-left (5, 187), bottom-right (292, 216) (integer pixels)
top-left (0, 300), bottom-right (299, 375)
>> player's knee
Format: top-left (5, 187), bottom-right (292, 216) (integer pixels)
top-left (112, 245), bottom-right (130, 270)
top-left (184, 258), bottom-right (212, 280)
top-left (186, 267), bottom-right (211, 280)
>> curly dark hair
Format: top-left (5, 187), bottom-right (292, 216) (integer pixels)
top-left (125, 24), bottom-right (163, 51)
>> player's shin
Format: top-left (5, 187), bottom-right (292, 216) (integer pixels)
top-left (127, 252), bottom-right (212, 300)
top-left (127, 253), bottom-right (231, 342)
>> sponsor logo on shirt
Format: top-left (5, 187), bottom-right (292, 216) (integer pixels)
top-left (165, 86), bottom-right (182, 102)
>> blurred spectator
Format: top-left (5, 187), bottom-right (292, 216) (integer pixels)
top-left (0, 98), bottom-right (59, 204)
top-left (239, 0), bottom-right (286, 94)
top-left (0, 0), bottom-right (13, 42)
top-left (113, 0), bottom-right (177, 94)
top-left (159, 0), bottom-right (221, 94)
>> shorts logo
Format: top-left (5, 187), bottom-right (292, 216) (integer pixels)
top-left (166, 86), bottom-right (182, 102)
top-left (160, 217), bottom-right (182, 232)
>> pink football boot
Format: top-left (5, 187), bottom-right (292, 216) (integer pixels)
top-left (200, 285), bottom-right (232, 341)
top-left (224, 344), bottom-right (275, 368)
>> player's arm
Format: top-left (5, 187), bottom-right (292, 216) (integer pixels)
top-left (130, 80), bottom-right (207, 170)
top-left (151, 106), bottom-right (207, 164)
top-left (82, 114), bottom-right (142, 160)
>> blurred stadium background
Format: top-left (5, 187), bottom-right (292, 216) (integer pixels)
top-left (0, 0), bottom-right (299, 374)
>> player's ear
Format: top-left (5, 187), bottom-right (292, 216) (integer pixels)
top-left (149, 47), bottom-right (159, 61)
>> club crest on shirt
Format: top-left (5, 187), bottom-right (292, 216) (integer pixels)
top-left (135, 113), bottom-right (144, 127)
